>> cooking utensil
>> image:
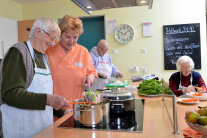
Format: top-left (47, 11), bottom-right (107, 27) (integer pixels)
top-left (73, 98), bottom-right (110, 127)
top-left (70, 102), bottom-right (97, 104)
top-left (103, 89), bottom-right (135, 114)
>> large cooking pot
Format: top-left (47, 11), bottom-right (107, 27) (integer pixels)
top-left (103, 89), bottom-right (135, 114)
top-left (73, 98), bottom-right (110, 127)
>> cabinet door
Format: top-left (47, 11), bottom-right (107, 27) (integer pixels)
top-left (0, 17), bottom-right (18, 59)
top-left (18, 19), bottom-right (35, 42)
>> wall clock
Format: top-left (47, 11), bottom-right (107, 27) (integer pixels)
top-left (114, 24), bottom-right (134, 44)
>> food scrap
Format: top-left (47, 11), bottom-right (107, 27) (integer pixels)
top-left (181, 98), bottom-right (199, 102)
top-left (192, 92), bottom-right (202, 96)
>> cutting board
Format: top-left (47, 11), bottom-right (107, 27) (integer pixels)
top-left (106, 81), bottom-right (130, 87)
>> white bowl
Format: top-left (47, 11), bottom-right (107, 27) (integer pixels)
top-left (125, 85), bottom-right (137, 91)
top-left (186, 92), bottom-right (207, 101)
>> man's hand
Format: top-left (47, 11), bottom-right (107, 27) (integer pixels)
top-left (116, 72), bottom-right (123, 78)
top-left (46, 94), bottom-right (69, 110)
top-left (98, 72), bottom-right (107, 79)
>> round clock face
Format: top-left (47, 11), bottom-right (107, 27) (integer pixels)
top-left (114, 24), bottom-right (134, 44)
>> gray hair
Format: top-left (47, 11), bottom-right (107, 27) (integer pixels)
top-left (176, 55), bottom-right (195, 70)
top-left (98, 39), bottom-right (109, 48)
top-left (29, 17), bottom-right (60, 39)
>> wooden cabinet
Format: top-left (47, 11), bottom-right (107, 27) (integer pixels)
top-left (18, 19), bottom-right (35, 42)
top-left (0, 17), bottom-right (18, 59)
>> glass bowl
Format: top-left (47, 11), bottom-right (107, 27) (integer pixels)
top-left (185, 117), bottom-right (207, 138)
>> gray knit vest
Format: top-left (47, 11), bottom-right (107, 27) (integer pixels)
top-left (0, 42), bottom-right (34, 104)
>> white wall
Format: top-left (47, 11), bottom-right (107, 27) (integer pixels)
top-left (0, 17), bottom-right (18, 59)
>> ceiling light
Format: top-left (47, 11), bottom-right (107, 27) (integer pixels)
top-left (140, 0), bottom-right (146, 4)
top-left (86, 5), bottom-right (92, 9)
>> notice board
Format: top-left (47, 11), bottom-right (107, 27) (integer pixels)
top-left (163, 23), bottom-right (201, 70)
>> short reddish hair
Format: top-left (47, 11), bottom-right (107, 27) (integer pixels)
top-left (59, 15), bottom-right (84, 35)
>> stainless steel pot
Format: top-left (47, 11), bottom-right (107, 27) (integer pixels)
top-left (73, 98), bottom-right (110, 127)
top-left (103, 89), bottom-right (135, 114)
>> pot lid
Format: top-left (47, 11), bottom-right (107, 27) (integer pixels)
top-left (103, 90), bottom-right (135, 101)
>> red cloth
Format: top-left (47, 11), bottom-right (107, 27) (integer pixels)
top-left (182, 127), bottom-right (201, 138)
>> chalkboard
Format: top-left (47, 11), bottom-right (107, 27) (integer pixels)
top-left (163, 23), bottom-right (201, 70)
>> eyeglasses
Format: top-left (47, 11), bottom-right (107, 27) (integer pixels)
top-left (41, 29), bottom-right (58, 43)
top-left (99, 47), bottom-right (108, 52)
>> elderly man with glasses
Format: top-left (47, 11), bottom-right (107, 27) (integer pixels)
top-left (90, 39), bottom-right (123, 90)
top-left (0, 17), bottom-right (69, 138)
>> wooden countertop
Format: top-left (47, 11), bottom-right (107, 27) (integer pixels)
top-left (35, 81), bottom-right (206, 138)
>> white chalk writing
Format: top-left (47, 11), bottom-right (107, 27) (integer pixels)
top-left (165, 26), bottom-right (196, 35)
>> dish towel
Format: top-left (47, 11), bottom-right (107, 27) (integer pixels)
top-left (182, 127), bottom-right (201, 138)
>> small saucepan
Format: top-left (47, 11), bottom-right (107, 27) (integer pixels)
top-left (73, 98), bottom-right (110, 127)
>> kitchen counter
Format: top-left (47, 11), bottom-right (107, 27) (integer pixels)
top-left (34, 81), bottom-right (206, 138)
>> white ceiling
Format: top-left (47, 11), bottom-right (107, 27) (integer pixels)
top-left (12, 0), bottom-right (55, 4)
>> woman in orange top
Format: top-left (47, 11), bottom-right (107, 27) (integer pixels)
top-left (46, 15), bottom-right (97, 112)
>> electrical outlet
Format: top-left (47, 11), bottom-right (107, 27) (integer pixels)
top-left (141, 48), bottom-right (147, 53)
top-left (141, 67), bottom-right (147, 73)
top-left (112, 49), bottom-right (118, 54)
top-left (130, 67), bottom-right (138, 72)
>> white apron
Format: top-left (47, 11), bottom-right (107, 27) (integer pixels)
top-left (92, 57), bottom-right (112, 90)
top-left (1, 41), bottom-right (53, 138)
top-left (178, 72), bottom-right (194, 97)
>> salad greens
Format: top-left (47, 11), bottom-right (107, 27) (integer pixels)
top-left (138, 80), bottom-right (162, 95)
top-left (137, 79), bottom-right (172, 95)
top-left (83, 91), bottom-right (102, 103)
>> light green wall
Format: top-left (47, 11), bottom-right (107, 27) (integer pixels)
top-left (95, 0), bottom-right (207, 82)
top-left (1, 0), bottom-right (206, 82)
top-left (22, 0), bottom-right (88, 21)
top-left (0, 0), bottom-right (22, 20)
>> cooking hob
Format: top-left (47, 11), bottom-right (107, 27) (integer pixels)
top-left (58, 99), bottom-right (145, 133)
